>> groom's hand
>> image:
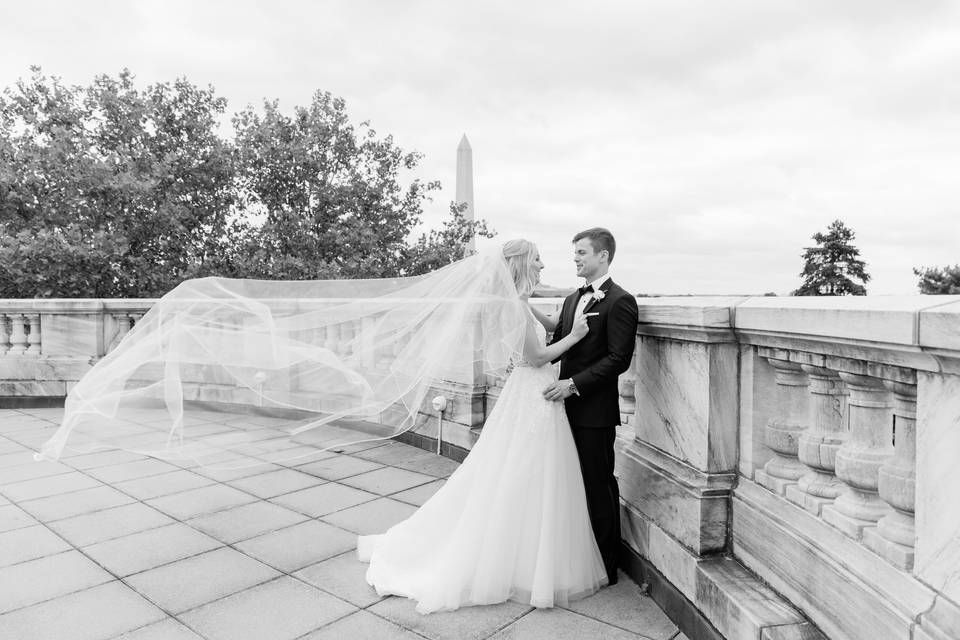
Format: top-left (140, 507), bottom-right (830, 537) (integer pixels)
top-left (543, 379), bottom-right (575, 402)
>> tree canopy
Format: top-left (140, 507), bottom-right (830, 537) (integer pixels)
top-left (793, 219), bottom-right (870, 296)
top-left (0, 67), bottom-right (491, 297)
top-left (914, 264), bottom-right (960, 294)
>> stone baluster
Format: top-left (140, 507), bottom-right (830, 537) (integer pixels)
top-left (323, 324), bottom-right (340, 353)
top-left (113, 313), bottom-right (136, 350)
top-left (618, 372), bottom-right (636, 425)
top-left (0, 314), bottom-right (9, 355)
top-left (786, 365), bottom-right (847, 515)
top-left (864, 380), bottom-right (917, 569)
top-left (7, 314), bottom-right (28, 356)
top-left (24, 314), bottom-right (41, 356)
top-left (823, 373), bottom-right (893, 539)
top-left (756, 358), bottom-right (809, 495)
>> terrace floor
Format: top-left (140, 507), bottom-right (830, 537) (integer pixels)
top-left (0, 407), bottom-right (685, 640)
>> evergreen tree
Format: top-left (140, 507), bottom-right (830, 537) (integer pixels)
top-left (913, 264), bottom-right (960, 294)
top-left (793, 220), bottom-right (870, 296)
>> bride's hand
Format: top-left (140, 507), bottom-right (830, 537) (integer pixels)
top-left (570, 313), bottom-right (590, 341)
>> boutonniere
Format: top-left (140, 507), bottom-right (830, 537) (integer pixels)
top-left (593, 289), bottom-right (606, 301)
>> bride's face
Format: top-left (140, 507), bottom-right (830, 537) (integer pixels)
top-left (531, 252), bottom-right (545, 284)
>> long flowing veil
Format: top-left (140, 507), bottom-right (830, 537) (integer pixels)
top-left (37, 251), bottom-right (527, 468)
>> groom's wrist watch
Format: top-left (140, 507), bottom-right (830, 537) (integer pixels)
top-left (567, 379), bottom-right (579, 396)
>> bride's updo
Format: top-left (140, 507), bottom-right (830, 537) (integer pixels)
top-left (502, 239), bottom-right (539, 297)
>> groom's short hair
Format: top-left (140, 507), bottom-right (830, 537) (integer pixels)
top-left (572, 228), bottom-right (616, 263)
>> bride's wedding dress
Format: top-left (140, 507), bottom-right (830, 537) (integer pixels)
top-left (357, 320), bottom-right (607, 614)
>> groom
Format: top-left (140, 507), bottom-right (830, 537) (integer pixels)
top-left (544, 227), bottom-right (638, 586)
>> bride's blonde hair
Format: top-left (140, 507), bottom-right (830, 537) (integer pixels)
top-left (502, 239), bottom-right (539, 297)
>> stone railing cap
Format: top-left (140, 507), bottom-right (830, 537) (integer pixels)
top-left (918, 299), bottom-right (960, 350)
top-left (637, 296), bottom-right (750, 329)
top-left (735, 295), bottom-right (960, 345)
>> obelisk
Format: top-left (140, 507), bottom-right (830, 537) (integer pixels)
top-left (455, 134), bottom-right (475, 252)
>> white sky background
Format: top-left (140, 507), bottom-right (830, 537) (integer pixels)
top-left (3, 0), bottom-right (959, 295)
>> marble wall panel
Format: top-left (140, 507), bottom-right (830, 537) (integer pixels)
top-left (617, 441), bottom-right (730, 554)
top-left (915, 371), bottom-right (960, 606)
top-left (635, 337), bottom-right (738, 473)
top-left (37, 313), bottom-right (104, 358)
top-left (918, 300), bottom-right (960, 351)
top-left (738, 346), bottom-right (778, 479)
top-left (620, 502), bottom-right (699, 601)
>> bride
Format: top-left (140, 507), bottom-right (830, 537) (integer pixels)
top-left (35, 237), bottom-right (608, 613)
top-left (357, 239), bottom-right (608, 613)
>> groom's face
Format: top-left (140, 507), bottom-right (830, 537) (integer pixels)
top-left (573, 238), bottom-right (606, 282)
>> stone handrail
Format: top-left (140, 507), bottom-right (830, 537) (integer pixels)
top-left (617, 294), bottom-right (960, 640)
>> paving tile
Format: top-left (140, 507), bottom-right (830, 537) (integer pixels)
top-left (0, 580), bottom-right (166, 640)
top-left (295, 455), bottom-right (384, 481)
top-left (300, 610), bottom-right (424, 640)
top-left (113, 469), bottom-right (216, 500)
top-left (0, 524), bottom-right (71, 568)
top-left (489, 607), bottom-right (645, 640)
top-left (65, 449), bottom-right (148, 470)
top-left (0, 550), bottom-right (113, 614)
top-left (0, 503), bottom-right (36, 532)
top-left (271, 482), bottom-right (378, 518)
top-left (47, 502), bottom-right (174, 547)
top-left (111, 617), bottom-right (206, 639)
top-left (294, 551), bottom-right (384, 608)
top-left (674, 633), bottom-right (690, 640)
top-left (125, 547), bottom-right (280, 614)
top-left (0, 437), bottom-right (28, 454)
top-left (565, 572), bottom-right (678, 639)
top-left (395, 454), bottom-right (462, 478)
top-left (390, 478), bottom-right (446, 506)
top-left (192, 462), bottom-right (281, 482)
top-left (179, 576), bottom-right (357, 640)
top-left (146, 484), bottom-right (258, 520)
top-left (227, 468), bottom-right (326, 498)
top-left (370, 595), bottom-right (532, 640)
top-left (339, 466), bottom-right (437, 496)
top-left (17, 485), bottom-right (136, 522)
top-left (0, 449), bottom-right (40, 468)
top-left (0, 470), bottom-right (103, 502)
top-left (82, 522), bottom-right (222, 577)
top-left (235, 520), bottom-right (356, 572)
top-left (350, 441), bottom-right (427, 465)
top-left (0, 458), bottom-right (73, 486)
top-left (86, 458), bottom-right (181, 483)
top-left (321, 497), bottom-right (417, 535)
top-left (187, 500), bottom-right (309, 544)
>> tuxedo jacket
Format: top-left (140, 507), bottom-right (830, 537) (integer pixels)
top-left (552, 278), bottom-right (639, 429)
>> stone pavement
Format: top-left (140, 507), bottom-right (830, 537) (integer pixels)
top-left (0, 408), bottom-right (687, 640)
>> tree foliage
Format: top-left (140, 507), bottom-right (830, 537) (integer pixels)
top-left (0, 68), bottom-right (490, 297)
top-left (913, 264), bottom-right (960, 294)
top-left (793, 219), bottom-right (870, 296)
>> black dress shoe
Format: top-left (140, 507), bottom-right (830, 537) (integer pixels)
top-left (607, 571), bottom-right (618, 586)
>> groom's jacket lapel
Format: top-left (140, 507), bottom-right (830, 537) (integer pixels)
top-left (562, 291), bottom-right (580, 338)
top-left (582, 278), bottom-right (615, 316)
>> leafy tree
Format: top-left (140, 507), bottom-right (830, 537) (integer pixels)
top-left (793, 219), bottom-right (870, 296)
top-left (0, 67), bottom-right (235, 297)
top-left (0, 68), bottom-right (492, 297)
top-left (913, 264), bottom-right (960, 294)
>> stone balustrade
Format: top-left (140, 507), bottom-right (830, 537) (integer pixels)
top-left (3, 294), bottom-right (958, 640)
top-left (618, 294), bottom-right (960, 640)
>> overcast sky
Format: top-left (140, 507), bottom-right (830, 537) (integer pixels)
top-left (3, 0), bottom-right (959, 294)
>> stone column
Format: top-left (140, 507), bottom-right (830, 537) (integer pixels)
top-left (24, 314), bottom-right (41, 356)
top-left (7, 314), bottom-right (28, 356)
top-left (823, 372), bottom-right (893, 539)
top-left (786, 365), bottom-right (847, 515)
top-left (0, 314), bottom-right (9, 355)
top-left (619, 372), bottom-right (636, 425)
top-left (864, 380), bottom-right (917, 569)
top-left (755, 358), bottom-right (809, 495)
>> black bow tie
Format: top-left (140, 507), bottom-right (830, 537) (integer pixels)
top-left (578, 284), bottom-right (594, 296)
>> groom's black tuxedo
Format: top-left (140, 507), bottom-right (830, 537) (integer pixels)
top-left (552, 277), bottom-right (638, 584)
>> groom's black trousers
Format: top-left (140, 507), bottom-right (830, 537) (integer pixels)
top-left (570, 425), bottom-right (621, 583)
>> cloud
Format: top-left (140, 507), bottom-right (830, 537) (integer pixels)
top-left (3, 0), bottom-right (959, 295)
